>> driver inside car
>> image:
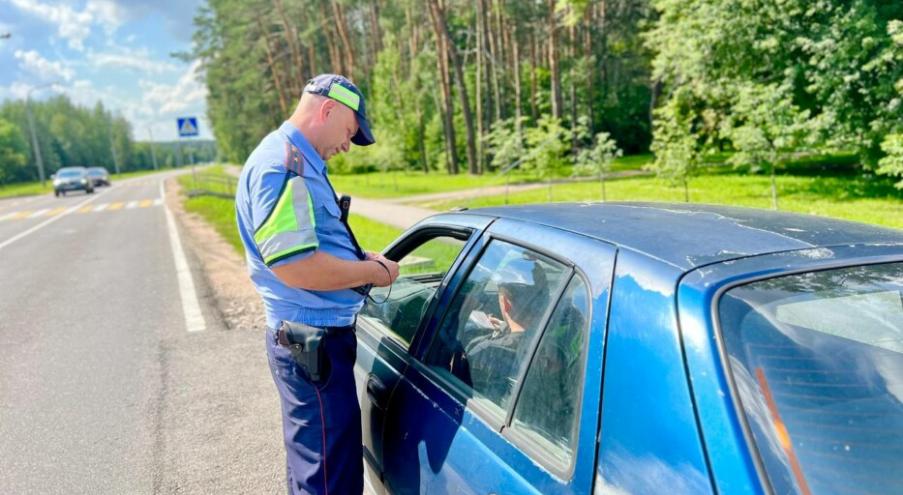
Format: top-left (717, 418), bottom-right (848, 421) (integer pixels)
top-left (461, 257), bottom-right (550, 404)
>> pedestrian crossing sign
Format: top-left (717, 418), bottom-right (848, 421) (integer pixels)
top-left (177, 117), bottom-right (199, 137)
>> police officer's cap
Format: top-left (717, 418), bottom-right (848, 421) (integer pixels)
top-left (304, 74), bottom-right (375, 146)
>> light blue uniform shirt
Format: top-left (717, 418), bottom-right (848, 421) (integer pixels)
top-left (236, 121), bottom-right (365, 329)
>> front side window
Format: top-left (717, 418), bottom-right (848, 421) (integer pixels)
top-left (360, 234), bottom-right (467, 346)
top-left (423, 239), bottom-right (569, 414)
top-left (510, 275), bottom-right (590, 473)
top-left (719, 262), bottom-right (903, 495)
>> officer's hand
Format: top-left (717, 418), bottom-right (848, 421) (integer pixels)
top-left (365, 251), bottom-right (381, 260)
top-left (370, 256), bottom-right (400, 287)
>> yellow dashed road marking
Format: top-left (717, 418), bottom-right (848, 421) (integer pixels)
top-left (0, 198), bottom-right (161, 222)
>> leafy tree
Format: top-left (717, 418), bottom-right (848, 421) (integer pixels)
top-left (878, 134), bottom-right (903, 188)
top-left (724, 83), bottom-right (814, 209)
top-left (575, 129), bottom-right (622, 201)
top-left (523, 115), bottom-right (572, 200)
top-left (0, 118), bottom-right (28, 184)
top-left (484, 117), bottom-right (525, 172)
top-left (649, 90), bottom-right (704, 202)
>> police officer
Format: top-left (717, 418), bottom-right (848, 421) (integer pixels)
top-left (235, 74), bottom-right (400, 495)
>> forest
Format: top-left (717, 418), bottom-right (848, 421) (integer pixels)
top-left (190, 0), bottom-right (902, 189)
top-left (0, 96), bottom-right (216, 185)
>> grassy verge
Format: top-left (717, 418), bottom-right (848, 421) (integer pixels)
top-left (426, 172), bottom-right (903, 230)
top-left (178, 167), bottom-right (408, 256)
top-left (0, 168), bottom-right (175, 199)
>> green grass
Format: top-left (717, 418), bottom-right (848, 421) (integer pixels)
top-left (330, 153), bottom-right (653, 199)
top-left (179, 183), bottom-right (409, 257)
top-left (0, 168), bottom-right (175, 199)
top-left (182, 195), bottom-right (244, 253)
top-left (425, 172), bottom-right (903, 230)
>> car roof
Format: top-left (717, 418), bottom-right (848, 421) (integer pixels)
top-left (460, 202), bottom-right (903, 270)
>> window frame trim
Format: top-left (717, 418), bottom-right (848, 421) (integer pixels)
top-left (359, 224), bottom-right (476, 350)
top-left (502, 269), bottom-right (594, 481)
top-left (411, 231), bottom-right (580, 444)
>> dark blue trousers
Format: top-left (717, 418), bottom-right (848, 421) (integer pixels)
top-left (266, 328), bottom-right (363, 495)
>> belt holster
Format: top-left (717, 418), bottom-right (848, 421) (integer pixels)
top-left (278, 321), bottom-right (327, 382)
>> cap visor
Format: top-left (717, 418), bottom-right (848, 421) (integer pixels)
top-left (351, 114), bottom-right (375, 146)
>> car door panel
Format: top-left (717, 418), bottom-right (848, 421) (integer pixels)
top-left (355, 215), bottom-right (494, 487)
top-left (382, 218), bottom-right (616, 495)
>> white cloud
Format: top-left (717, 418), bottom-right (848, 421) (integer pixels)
top-left (140, 60), bottom-right (207, 115)
top-left (14, 49), bottom-right (74, 82)
top-left (87, 47), bottom-right (179, 74)
top-left (8, 0), bottom-right (125, 50)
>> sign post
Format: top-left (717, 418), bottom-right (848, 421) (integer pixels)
top-left (177, 117), bottom-right (199, 185)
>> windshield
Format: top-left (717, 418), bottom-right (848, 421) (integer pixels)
top-left (88, 168), bottom-right (106, 175)
top-left (718, 262), bottom-right (903, 495)
top-left (57, 169), bottom-right (84, 178)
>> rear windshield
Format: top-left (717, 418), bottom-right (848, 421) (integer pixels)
top-left (718, 262), bottom-right (903, 495)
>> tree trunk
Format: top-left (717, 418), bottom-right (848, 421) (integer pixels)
top-left (583, 5), bottom-right (595, 132)
top-left (569, 20), bottom-right (578, 156)
top-left (431, 0), bottom-right (477, 175)
top-left (512, 21), bottom-right (523, 143)
top-left (529, 29), bottom-right (538, 121)
top-left (255, 14), bottom-right (289, 114)
top-left (490, 0), bottom-right (502, 121)
top-left (319, 2), bottom-right (342, 74)
top-left (427, 0), bottom-right (458, 174)
top-left (370, 0), bottom-right (382, 54)
top-left (331, 0), bottom-right (355, 80)
top-left (273, 0), bottom-right (305, 95)
top-left (548, 0), bottom-right (563, 120)
top-left (476, 0), bottom-right (484, 174)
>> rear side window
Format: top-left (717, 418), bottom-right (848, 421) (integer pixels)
top-left (509, 275), bottom-right (590, 473)
top-left (718, 262), bottom-right (903, 495)
top-left (423, 239), bottom-right (569, 415)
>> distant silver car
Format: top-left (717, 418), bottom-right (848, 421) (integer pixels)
top-left (52, 167), bottom-right (94, 197)
top-left (87, 167), bottom-right (111, 187)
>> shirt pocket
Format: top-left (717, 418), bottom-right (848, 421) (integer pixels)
top-left (312, 193), bottom-right (345, 238)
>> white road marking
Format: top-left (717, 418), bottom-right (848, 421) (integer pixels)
top-left (0, 191), bottom-right (107, 252)
top-left (160, 180), bottom-right (206, 333)
top-left (28, 208), bottom-right (49, 218)
top-left (0, 212), bottom-right (16, 222)
top-left (126, 201), bottom-right (138, 209)
top-left (152, 198), bottom-right (163, 206)
top-left (93, 203), bottom-right (109, 212)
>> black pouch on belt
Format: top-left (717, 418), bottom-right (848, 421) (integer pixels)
top-left (278, 321), bottom-right (328, 382)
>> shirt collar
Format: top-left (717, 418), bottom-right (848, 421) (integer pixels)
top-left (279, 121), bottom-right (325, 174)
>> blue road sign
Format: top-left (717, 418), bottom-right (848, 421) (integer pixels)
top-left (177, 117), bottom-right (199, 137)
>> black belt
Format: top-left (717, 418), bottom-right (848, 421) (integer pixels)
top-left (269, 321), bottom-right (356, 335)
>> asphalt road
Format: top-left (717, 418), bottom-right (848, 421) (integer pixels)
top-left (0, 174), bottom-right (283, 494)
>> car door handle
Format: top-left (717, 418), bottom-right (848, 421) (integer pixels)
top-left (366, 374), bottom-right (388, 410)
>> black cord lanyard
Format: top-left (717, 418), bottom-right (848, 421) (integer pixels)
top-left (321, 168), bottom-right (393, 304)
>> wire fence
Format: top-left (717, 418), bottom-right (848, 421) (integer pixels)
top-left (184, 168), bottom-right (238, 199)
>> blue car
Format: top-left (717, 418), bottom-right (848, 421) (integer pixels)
top-left (353, 202), bottom-right (903, 495)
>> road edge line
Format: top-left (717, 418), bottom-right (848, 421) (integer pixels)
top-left (161, 180), bottom-right (206, 333)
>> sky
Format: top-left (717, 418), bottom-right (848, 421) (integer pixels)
top-left (0, 0), bottom-right (212, 141)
